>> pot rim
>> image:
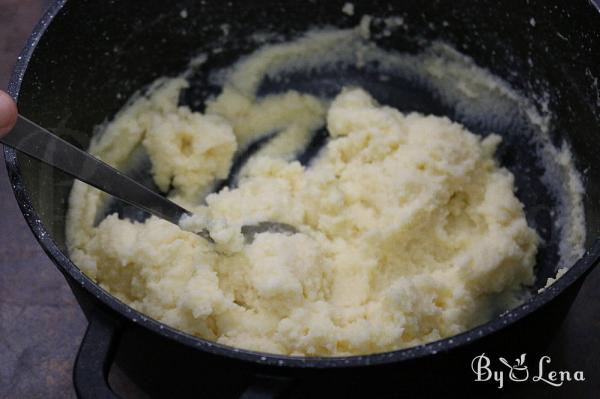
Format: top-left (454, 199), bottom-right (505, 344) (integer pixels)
top-left (4, 0), bottom-right (600, 369)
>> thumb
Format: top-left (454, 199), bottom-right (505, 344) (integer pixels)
top-left (0, 91), bottom-right (18, 138)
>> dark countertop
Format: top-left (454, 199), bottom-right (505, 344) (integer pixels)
top-left (0, 1), bottom-right (598, 398)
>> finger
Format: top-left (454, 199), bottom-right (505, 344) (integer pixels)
top-left (0, 91), bottom-right (18, 137)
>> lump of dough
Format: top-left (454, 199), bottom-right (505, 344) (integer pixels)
top-left (67, 85), bottom-right (539, 357)
top-left (143, 108), bottom-right (237, 199)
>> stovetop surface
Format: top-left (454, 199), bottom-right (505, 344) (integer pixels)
top-left (0, 1), bottom-right (599, 398)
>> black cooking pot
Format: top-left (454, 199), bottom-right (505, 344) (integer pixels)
top-left (5, 0), bottom-right (600, 397)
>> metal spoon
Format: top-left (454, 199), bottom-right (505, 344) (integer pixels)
top-left (1, 115), bottom-right (296, 243)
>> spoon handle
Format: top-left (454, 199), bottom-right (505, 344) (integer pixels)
top-left (2, 115), bottom-right (190, 225)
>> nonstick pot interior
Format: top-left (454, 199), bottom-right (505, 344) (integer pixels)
top-left (5, 0), bottom-right (600, 373)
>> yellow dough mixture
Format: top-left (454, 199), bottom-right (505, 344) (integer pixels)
top-left (66, 26), bottom-right (576, 356)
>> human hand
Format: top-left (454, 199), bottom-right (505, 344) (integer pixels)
top-left (0, 90), bottom-right (18, 138)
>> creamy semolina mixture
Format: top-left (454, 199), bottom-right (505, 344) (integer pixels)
top-left (66, 24), bottom-right (584, 356)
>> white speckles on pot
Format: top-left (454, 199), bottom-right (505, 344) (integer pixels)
top-left (530, 17), bottom-right (537, 27)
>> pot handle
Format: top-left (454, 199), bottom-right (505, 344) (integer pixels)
top-left (73, 309), bottom-right (123, 399)
top-left (73, 309), bottom-right (291, 398)
top-left (239, 375), bottom-right (293, 399)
